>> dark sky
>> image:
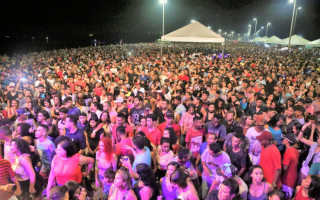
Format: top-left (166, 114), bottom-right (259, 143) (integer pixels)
top-left (1, 0), bottom-right (319, 53)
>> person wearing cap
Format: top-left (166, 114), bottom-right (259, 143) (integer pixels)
top-left (257, 131), bottom-right (281, 189)
top-left (281, 133), bottom-right (299, 198)
top-left (6, 82), bottom-right (19, 108)
top-left (246, 114), bottom-right (266, 165)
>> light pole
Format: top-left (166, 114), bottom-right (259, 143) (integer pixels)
top-left (288, 0), bottom-right (296, 48)
top-left (253, 18), bottom-right (257, 42)
top-left (266, 23), bottom-right (271, 37)
top-left (160, 0), bottom-right (167, 36)
top-left (260, 26), bottom-right (264, 36)
top-left (293, 7), bottom-right (301, 35)
top-left (248, 24), bottom-right (251, 41)
top-left (231, 31), bottom-right (234, 39)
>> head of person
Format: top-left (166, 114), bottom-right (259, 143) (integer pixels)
top-left (100, 111), bottom-right (111, 124)
top-left (246, 165), bottom-right (264, 185)
top-left (193, 116), bottom-right (203, 129)
top-left (177, 148), bottom-right (190, 164)
top-left (268, 114), bottom-right (284, 128)
top-left (55, 140), bottom-right (77, 158)
top-left (89, 113), bottom-right (99, 128)
top-left (207, 133), bottom-right (217, 146)
top-left (212, 114), bottom-right (223, 127)
top-left (63, 97), bottom-right (73, 109)
top-left (37, 110), bottom-right (50, 123)
top-left (132, 135), bottom-right (145, 151)
top-left (173, 96), bottom-right (182, 106)
top-left (59, 108), bottom-right (68, 120)
top-left (139, 116), bottom-right (147, 127)
top-left (116, 112), bottom-right (126, 125)
top-left (256, 131), bottom-right (273, 147)
top-left (79, 112), bottom-right (87, 124)
top-left (35, 124), bottom-right (49, 139)
top-left (268, 190), bottom-right (286, 200)
top-left (160, 137), bottom-right (171, 153)
top-left (254, 115), bottom-right (265, 130)
top-left (64, 181), bottom-right (81, 200)
top-left (10, 138), bottom-right (31, 155)
top-left (165, 110), bottom-right (174, 125)
top-left (187, 104), bottom-right (196, 114)
top-left (0, 127), bottom-right (11, 139)
top-left (166, 161), bottom-right (180, 177)
top-left (163, 127), bottom-right (178, 145)
top-left (98, 137), bottom-right (113, 161)
top-left (294, 105), bottom-right (305, 117)
top-left (103, 101), bottom-right (111, 112)
top-left (301, 175), bottom-right (320, 199)
top-left (134, 96), bottom-right (143, 107)
top-left (103, 168), bottom-right (116, 185)
top-left (136, 163), bottom-right (156, 190)
top-left (226, 111), bottom-right (235, 122)
top-left (170, 168), bottom-right (189, 189)
top-left (146, 114), bottom-right (157, 128)
top-left (256, 96), bottom-right (264, 108)
top-left (114, 167), bottom-right (132, 190)
top-left (161, 99), bottom-right (169, 110)
top-left (65, 115), bottom-right (78, 129)
top-left (90, 102), bottom-right (100, 112)
top-left (218, 179), bottom-right (239, 200)
top-left (209, 142), bottom-right (222, 157)
top-left (49, 185), bottom-right (69, 200)
top-left (232, 131), bottom-right (244, 149)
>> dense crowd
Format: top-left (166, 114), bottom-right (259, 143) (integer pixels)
top-left (0, 42), bottom-right (320, 200)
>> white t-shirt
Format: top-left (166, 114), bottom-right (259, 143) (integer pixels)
top-left (246, 127), bottom-right (265, 165)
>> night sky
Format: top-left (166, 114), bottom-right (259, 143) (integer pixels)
top-left (1, 0), bottom-right (319, 54)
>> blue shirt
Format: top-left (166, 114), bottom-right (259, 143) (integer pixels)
top-left (132, 147), bottom-right (151, 172)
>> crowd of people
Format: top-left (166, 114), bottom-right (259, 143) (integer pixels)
top-left (0, 42), bottom-right (320, 200)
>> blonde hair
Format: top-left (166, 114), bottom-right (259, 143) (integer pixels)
top-left (117, 167), bottom-right (132, 190)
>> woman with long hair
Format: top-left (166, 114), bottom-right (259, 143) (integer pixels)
top-left (245, 165), bottom-right (273, 200)
top-left (156, 137), bottom-right (175, 179)
top-left (214, 98), bottom-right (227, 118)
top-left (163, 127), bottom-right (179, 153)
top-left (84, 114), bottom-right (105, 156)
top-left (108, 167), bottom-right (137, 200)
top-left (37, 110), bottom-right (50, 125)
top-left (294, 175), bottom-right (320, 200)
top-left (46, 139), bottom-right (94, 196)
top-left (238, 114), bottom-right (253, 135)
top-left (170, 168), bottom-right (199, 200)
top-left (133, 163), bottom-right (157, 200)
top-left (267, 114), bottom-right (285, 152)
top-left (95, 137), bottom-right (117, 189)
top-left (160, 161), bottom-right (180, 200)
top-left (9, 138), bottom-right (42, 199)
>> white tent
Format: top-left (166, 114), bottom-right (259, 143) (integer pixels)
top-left (264, 36), bottom-right (282, 44)
top-left (277, 35), bottom-right (310, 46)
top-left (161, 21), bottom-right (225, 43)
top-left (306, 38), bottom-right (320, 47)
top-left (254, 37), bottom-right (262, 42)
top-left (256, 36), bottom-right (269, 42)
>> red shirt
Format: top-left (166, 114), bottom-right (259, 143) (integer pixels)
top-left (0, 158), bottom-right (15, 185)
top-left (185, 128), bottom-right (204, 158)
top-left (141, 127), bottom-right (162, 146)
top-left (281, 147), bottom-right (299, 188)
top-left (53, 153), bottom-right (82, 185)
top-left (115, 138), bottom-right (133, 157)
top-left (178, 75), bottom-right (190, 82)
top-left (94, 87), bottom-right (103, 96)
top-left (55, 70), bottom-right (63, 79)
top-left (158, 122), bottom-right (181, 137)
top-left (260, 144), bottom-right (281, 186)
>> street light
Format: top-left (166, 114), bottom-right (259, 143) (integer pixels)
top-left (207, 26), bottom-right (211, 29)
top-left (160, 0), bottom-right (167, 36)
top-left (218, 29), bottom-right (222, 35)
top-left (266, 22), bottom-right (271, 37)
top-left (253, 18), bottom-right (258, 41)
top-left (288, 0), bottom-right (296, 48)
top-left (248, 24), bottom-right (251, 40)
top-left (191, 19), bottom-right (195, 23)
top-left (231, 31), bottom-right (234, 39)
top-left (293, 7), bottom-right (301, 34)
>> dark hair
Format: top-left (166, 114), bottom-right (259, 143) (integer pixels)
top-left (245, 165), bottom-right (264, 185)
top-left (116, 126), bottom-right (126, 136)
top-left (221, 179), bottom-right (239, 198)
top-left (233, 132), bottom-right (245, 140)
top-left (39, 110), bottom-right (50, 120)
top-left (170, 168), bottom-right (189, 188)
top-left (147, 114), bottom-right (157, 122)
top-left (135, 131), bottom-right (153, 151)
top-left (193, 116), bottom-right (202, 122)
top-left (160, 137), bottom-right (171, 145)
top-left (58, 140), bottom-right (78, 157)
top-left (100, 111), bottom-right (111, 124)
top-left (17, 123), bottom-right (31, 137)
top-left (187, 104), bottom-right (196, 111)
top-left (309, 175), bottom-right (320, 199)
top-left (79, 112), bottom-right (87, 117)
top-left (64, 181), bottom-right (80, 200)
top-left (11, 138), bottom-right (31, 154)
top-left (177, 148), bottom-right (190, 160)
top-left (132, 135), bottom-right (146, 150)
top-left (268, 114), bottom-right (284, 127)
top-left (164, 127), bottom-right (178, 145)
top-left (117, 112), bottom-right (126, 119)
top-left (209, 142), bottom-right (221, 153)
top-left (268, 190), bottom-right (286, 200)
top-left (167, 161), bottom-right (180, 169)
top-left (59, 107), bottom-right (68, 114)
top-left (67, 115), bottom-right (78, 126)
top-left (136, 163), bottom-right (157, 190)
top-left (104, 168), bottom-right (116, 180)
top-left (214, 113), bottom-right (223, 120)
top-left (49, 185), bottom-right (69, 200)
top-left (89, 113), bottom-right (99, 123)
top-left (0, 127), bottom-right (11, 136)
top-left (38, 124), bottom-right (49, 133)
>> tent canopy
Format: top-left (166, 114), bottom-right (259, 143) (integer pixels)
top-left (277, 35), bottom-right (310, 45)
top-left (306, 38), bottom-right (320, 47)
top-left (161, 21), bottom-right (225, 43)
top-left (256, 36), bottom-right (269, 42)
top-left (264, 36), bottom-right (282, 44)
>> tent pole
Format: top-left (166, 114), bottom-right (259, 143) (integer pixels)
top-left (222, 42), bottom-right (225, 58)
top-left (161, 43), bottom-right (163, 57)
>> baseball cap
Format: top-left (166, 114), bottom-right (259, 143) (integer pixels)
top-left (282, 133), bottom-right (298, 143)
top-left (114, 97), bottom-right (124, 103)
top-left (37, 74), bottom-right (42, 77)
top-left (165, 110), bottom-right (174, 118)
top-left (16, 108), bottom-right (27, 116)
top-left (255, 115), bottom-right (265, 126)
top-left (216, 163), bottom-right (238, 177)
top-left (256, 131), bottom-right (273, 141)
top-left (9, 82), bottom-right (15, 87)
